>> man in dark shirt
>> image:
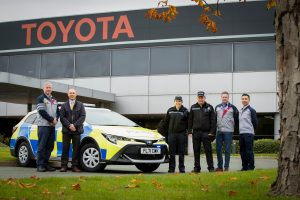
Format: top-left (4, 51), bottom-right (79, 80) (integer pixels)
top-left (188, 91), bottom-right (216, 173)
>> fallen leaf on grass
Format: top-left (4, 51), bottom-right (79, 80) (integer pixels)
top-left (137, 173), bottom-right (144, 176)
top-left (249, 179), bottom-right (258, 185)
top-left (229, 177), bottom-right (238, 181)
top-left (4, 178), bottom-right (17, 185)
top-left (72, 183), bottom-right (81, 191)
top-left (78, 176), bottom-right (86, 182)
top-left (30, 175), bottom-right (40, 180)
top-left (18, 183), bottom-right (36, 189)
top-left (201, 184), bottom-right (209, 192)
top-left (259, 176), bottom-right (271, 180)
top-left (228, 190), bottom-right (238, 196)
top-left (151, 179), bottom-right (164, 190)
top-left (125, 183), bottom-right (139, 189)
top-left (42, 189), bottom-right (51, 195)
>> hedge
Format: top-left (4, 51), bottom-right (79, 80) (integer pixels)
top-left (200, 139), bottom-right (280, 154)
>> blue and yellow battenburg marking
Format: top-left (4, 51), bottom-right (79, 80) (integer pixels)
top-left (10, 123), bottom-right (166, 161)
top-left (10, 123), bottom-right (111, 160)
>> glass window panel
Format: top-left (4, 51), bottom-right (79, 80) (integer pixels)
top-left (0, 56), bottom-right (8, 72)
top-left (234, 41), bottom-right (275, 71)
top-left (75, 50), bottom-right (110, 77)
top-left (41, 52), bottom-right (74, 78)
top-left (9, 54), bottom-right (40, 78)
top-left (190, 43), bottom-right (232, 73)
top-left (112, 48), bottom-right (149, 76)
top-left (150, 46), bottom-right (189, 75)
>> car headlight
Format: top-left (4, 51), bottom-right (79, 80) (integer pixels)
top-left (101, 133), bottom-right (132, 144)
top-left (157, 137), bottom-right (166, 142)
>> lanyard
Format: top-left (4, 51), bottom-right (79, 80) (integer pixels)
top-left (222, 106), bottom-right (231, 118)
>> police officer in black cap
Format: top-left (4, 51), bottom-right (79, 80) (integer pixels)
top-left (164, 96), bottom-right (189, 173)
top-left (188, 91), bottom-right (216, 173)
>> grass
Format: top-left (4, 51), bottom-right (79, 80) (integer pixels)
top-left (0, 146), bottom-right (15, 162)
top-left (0, 169), bottom-right (297, 200)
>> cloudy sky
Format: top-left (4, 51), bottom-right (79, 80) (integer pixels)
top-left (0, 0), bottom-right (244, 22)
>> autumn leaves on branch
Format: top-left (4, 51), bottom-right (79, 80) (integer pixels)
top-left (145, 0), bottom-right (277, 33)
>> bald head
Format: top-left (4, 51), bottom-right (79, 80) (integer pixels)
top-left (68, 88), bottom-right (77, 100)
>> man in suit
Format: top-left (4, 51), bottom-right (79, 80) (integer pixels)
top-left (60, 88), bottom-right (86, 172)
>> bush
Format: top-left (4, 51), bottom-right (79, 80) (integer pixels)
top-left (208, 139), bottom-right (279, 154)
top-left (253, 139), bottom-right (280, 154)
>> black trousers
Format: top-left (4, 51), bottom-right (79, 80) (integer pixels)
top-left (239, 133), bottom-right (255, 170)
top-left (192, 131), bottom-right (214, 171)
top-left (61, 133), bottom-right (80, 167)
top-left (168, 133), bottom-right (185, 171)
top-left (37, 126), bottom-right (55, 167)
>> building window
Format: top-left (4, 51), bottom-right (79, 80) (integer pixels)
top-left (150, 46), bottom-right (189, 75)
top-left (112, 48), bottom-right (149, 76)
top-left (190, 43), bottom-right (232, 73)
top-left (234, 41), bottom-right (275, 72)
top-left (75, 50), bottom-right (110, 77)
top-left (41, 52), bottom-right (74, 79)
top-left (9, 54), bottom-right (41, 78)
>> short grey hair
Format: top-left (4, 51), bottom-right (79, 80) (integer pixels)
top-left (43, 81), bottom-right (53, 88)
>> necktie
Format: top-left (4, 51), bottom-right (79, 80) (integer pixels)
top-left (70, 101), bottom-right (74, 110)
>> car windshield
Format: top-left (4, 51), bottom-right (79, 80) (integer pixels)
top-left (86, 109), bottom-right (138, 127)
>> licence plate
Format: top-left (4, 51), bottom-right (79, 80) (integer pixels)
top-left (140, 148), bottom-right (161, 155)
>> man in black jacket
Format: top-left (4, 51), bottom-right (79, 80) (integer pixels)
top-left (165, 96), bottom-right (189, 173)
top-left (188, 91), bottom-right (215, 173)
top-left (60, 88), bottom-right (86, 172)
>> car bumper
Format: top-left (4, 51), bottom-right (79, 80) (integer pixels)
top-left (10, 148), bottom-right (16, 157)
top-left (104, 144), bottom-right (169, 164)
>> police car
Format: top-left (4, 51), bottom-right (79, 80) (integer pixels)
top-left (9, 107), bottom-right (168, 172)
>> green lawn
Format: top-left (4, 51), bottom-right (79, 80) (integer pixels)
top-left (0, 146), bottom-right (15, 162)
top-left (0, 169), bottom-right (297, 200)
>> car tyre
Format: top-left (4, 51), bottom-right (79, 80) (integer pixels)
top-left (80, 143), bottom-right (106, 172)
top-left (17, 142), bottom-right (33, 167)
top-left (135, 163), bottom-right (160, 173)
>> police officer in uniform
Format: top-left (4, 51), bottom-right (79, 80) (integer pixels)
top-left (165, 96), bottom-right (189, 173)
top-left (188, 91), bottom-right (215, 173)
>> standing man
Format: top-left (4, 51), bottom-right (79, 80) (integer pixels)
top-left (188, 91), bottom-right (215, 173)
top-left (36, 82), bottom-right (59, 172)
top-left (164, 96), bottom-right (189, 173)
top-left (239, 93), bottom-right (258, 171)
top-left (215, 91), bottom-right (239, 172)
top-left (60, 88), bottom-right (86, 172)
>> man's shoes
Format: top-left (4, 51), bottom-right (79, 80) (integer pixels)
top-left (46, 165), bottom-right (56, 172)
top-left (240, 168), bottom-right (248, 171)
top-left (179, 170), bottom-right (185, 173)
top-left (60, 166), bottom-right (67, 172)
top-left (37, 166), bottom-right (46, 172)
top-left (168, 169), bottom-right (175, 173)
top-left (72, 166), bottom-right (81, 172)
top-left (191, 169), bottom-right (200, 173)
top-left (224, 168), bottom-right (229, 172)
top-left (208, 169), bottom-right (215, 173)
top-left (215, 168), bottom-right (223, 172)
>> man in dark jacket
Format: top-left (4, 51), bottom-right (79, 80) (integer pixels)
top-left (188, 91), bottom-right (215, 173)
top-left (36, 82), bottom-right (60, 172)
top-left (165, 96), bottom-right (189, 173)
top-left (60, 88), bottom-right (86, 172)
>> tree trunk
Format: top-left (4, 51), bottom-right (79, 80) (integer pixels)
top-left (269, 0), bottom-right (300, 196)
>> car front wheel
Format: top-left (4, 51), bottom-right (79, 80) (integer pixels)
top-left (17, 142), bottom-right (32, 167)
top-left (80, 143), bottom-right (106, 172)
top-left (135, 163), bottom-right (160, 173)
